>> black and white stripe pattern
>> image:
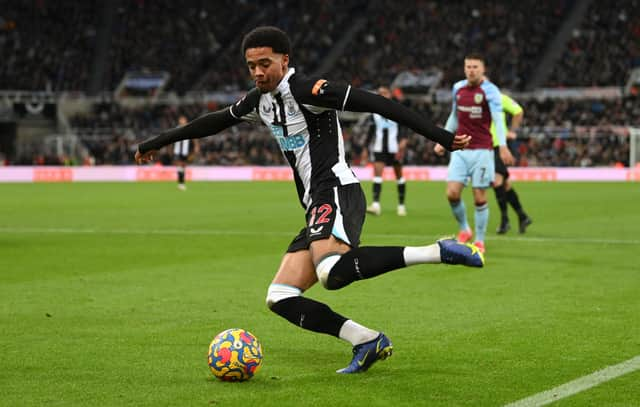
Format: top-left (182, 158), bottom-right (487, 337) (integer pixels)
top-left (231, 68), bottom-right (358, 209)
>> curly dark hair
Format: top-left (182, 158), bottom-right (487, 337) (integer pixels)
top-left (241, 26), bottom-right (291, 56)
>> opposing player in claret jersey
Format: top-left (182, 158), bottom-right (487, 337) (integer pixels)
top-left (135, 26), bottom-right (484, 374)
top-left (361, 86), bottom-right (408, 217)
top-left (435, 53), bottom-right (514, 253)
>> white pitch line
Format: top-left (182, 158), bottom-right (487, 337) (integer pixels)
top-left (0, 226), bottom-right (638, 245)
top-left (504, 355), bottom-right (640, 407)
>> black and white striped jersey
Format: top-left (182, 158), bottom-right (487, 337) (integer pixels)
top-left (139, 69), bottom-right (456, 205)
top-left (365, 114), bottom-right (402, 154)
top-left (173, 139), bottom-right (193, 157)
top-left (229, 68), bottom-right (357, 209)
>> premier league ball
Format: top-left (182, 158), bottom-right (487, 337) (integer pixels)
top-left (208, 328), bottom-right (263, 381)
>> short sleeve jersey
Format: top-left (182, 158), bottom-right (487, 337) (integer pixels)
top-left (449, 79), bottom-right (504, 149)
top-left (490, 94), bottom-right (523, 147)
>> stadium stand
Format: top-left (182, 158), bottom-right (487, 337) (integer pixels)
top-left (0, 0), bottom-right (99, 91)
top-left (0, 1), bottom-right (637, 167)
top-left (546, 0), bottom-right (640, 87)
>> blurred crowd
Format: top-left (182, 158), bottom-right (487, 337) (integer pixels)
top-left (34, 95), bottom-right (633, 168)
top-left (328, 0), bottom-right (570, 90)
top-left (2, 1), bottom-right (638, 167)
top-left (2, 0), bottom-right (638, 92)
top-left (546, 0), bottom-right (640, 87)
top-left (0, 0), bottom-right (99, 90)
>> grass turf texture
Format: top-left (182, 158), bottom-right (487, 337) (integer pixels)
top-left (1, 181), bottom-right (638, 406)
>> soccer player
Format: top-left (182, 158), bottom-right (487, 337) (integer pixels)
top-left (491, 94), bottom-right (532, 234)
top-left (135, 26), bottom-right (483, 375)
top-left (361, 86), bottom-right (408, 216)
top-left (434, 53), bottom-right (514, 253)
top-left (172, 115), bottom-right (200, 190)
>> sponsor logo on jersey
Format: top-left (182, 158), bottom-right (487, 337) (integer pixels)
top-left (457, 105), bottom-right (483, 119)
top-left (261, 102), bottom-right (272, 114)
top-left (274, 132), bottom-right (306, 151)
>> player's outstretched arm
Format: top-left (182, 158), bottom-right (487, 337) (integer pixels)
top-left (343, 88), bottom-right (469, 151)
top-left (135, 108), bottom-right (242, 163)
top-left (291, 79), bottom-right (470, 151)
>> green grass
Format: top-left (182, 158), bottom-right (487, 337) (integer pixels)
top-left (1, 181), bottom-right (638, 407)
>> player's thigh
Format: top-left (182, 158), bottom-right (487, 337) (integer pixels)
top-left (393, 162), bottom-right (403, 179)
top-left (272, 250), bottom-right (318, 292)
top-left (309, 235), bottom-right (351, 267)
top-left (446, 181), bottom-right (465, 201)
top-left (373, 161), bottom-right (385, 176)
top-left (493, 148), bottom-right (508, 186)
top-left (469, 150), bottom-right (495, 189)
top-left (446, 151), bottom-right (470, 184)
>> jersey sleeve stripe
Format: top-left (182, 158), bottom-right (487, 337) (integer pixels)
top-left (341, 85), bottom-right (352, 111)
top-left (229, 105), bottom-right (240, 119)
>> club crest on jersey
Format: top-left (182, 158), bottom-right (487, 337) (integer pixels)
top-left (286, 99), bottom-right (297, 116)
top-left (474, 93), bottom-right (484, 104)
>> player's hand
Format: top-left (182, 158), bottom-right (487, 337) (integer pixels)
top-left (499, 145), bottom-right (515, 166)
top-left (451, 134), bottom-right (471, 151)
top-left (394, 149), bottom-right (405, 162)
top-left (433, 143), bottom-right (446, 156)
top-left (134, 148), bottom-right (157, 164)
top-left (507, 130), bottom-right (517, 140)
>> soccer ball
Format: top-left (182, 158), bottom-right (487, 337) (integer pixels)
top-left (208, 328), bottom-right (263, 381)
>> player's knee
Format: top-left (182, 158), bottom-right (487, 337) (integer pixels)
top-left (316, 253), bottom-right (359, 291)
top-left (446, 189), bottom-right (461, 201)
top-left (315, 254), bottom-right (341, 290)
top-left (265, 284), bottom-right (301, 310)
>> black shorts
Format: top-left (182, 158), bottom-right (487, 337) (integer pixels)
top-left (287, 183), bottom-right (366, 253)
top-left (373, 152), bottom-right (400, 166)
top-left (494, 147), bottom-right (509, 179)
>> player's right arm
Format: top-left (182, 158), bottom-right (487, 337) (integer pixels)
top-left (434, 87), bottom-right (459, 156)
top-left (291, 78), bottom-right (470, 151)
top-left (135, 89), bottom-right (261, 164)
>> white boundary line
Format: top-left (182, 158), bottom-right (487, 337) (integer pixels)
top-left (504, 355), bottom-right (640, 407)
top-left (0, 227), bottom-right (639, 245)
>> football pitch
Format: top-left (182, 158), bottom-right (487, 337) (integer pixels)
top-left (1, 181), bottom-right (638, 406)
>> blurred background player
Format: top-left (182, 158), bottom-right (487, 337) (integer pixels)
top-left (435, 53), bottom-right (514, 253)
top-left (172, 115), bottom-right (200, 190)
top-left (361, 86), bottom-right (408, 216)
top-left (491, 93), bottom-right (533, 234)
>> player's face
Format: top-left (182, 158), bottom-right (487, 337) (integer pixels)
top-left (245, 47), bottom-right (289, 93)
top-left (464, 58), bottom-right (485, 86)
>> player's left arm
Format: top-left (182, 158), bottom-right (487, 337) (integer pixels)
top-left (396, 127), bottom-right (408, 161)
top-left (486, 84), bottom-right (514, 165)
top-left (291, 78), bottom-right (469, 151)
top-left (135, 89), bottom-right (260, 163)
top-left (502, 94), bottom-right (523, 140)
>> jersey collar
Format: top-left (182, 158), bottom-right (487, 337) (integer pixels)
top-left (272, 68), bottom-right (296, 95)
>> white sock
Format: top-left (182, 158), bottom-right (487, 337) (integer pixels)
top-left (338, 320), bottom-right (379, 346)
top-left (403, 244), bottom-right (441, 266)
